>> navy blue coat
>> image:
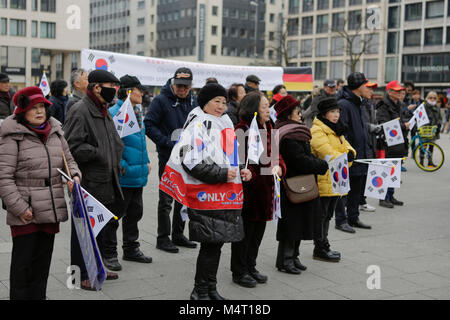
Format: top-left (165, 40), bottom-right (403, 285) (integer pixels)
top-left (49, 95), bottom-right (69, 124)
top-left (144, 80), bottom-right (198, 164)
top-left (337, 86), bottom-right (370, 176)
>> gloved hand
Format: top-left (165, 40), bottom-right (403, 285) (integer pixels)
top-left (347, 151), bottom-right (355, 163)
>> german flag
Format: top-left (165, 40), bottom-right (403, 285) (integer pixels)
top-left (283, 67), bottom-right (313, 92)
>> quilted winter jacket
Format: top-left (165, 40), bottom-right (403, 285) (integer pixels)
top-left (0, 116), bottom-right (81, 226)
top-left (310, 118), bottom-right (356, 197)
top-left (109, 101), bottom-right (150, 188)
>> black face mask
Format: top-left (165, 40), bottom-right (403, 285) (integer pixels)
top-left (100, 86), bottom-right (116, 103)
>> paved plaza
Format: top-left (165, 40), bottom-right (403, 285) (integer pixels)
top-left (1, 137), bottom-right (450, 300)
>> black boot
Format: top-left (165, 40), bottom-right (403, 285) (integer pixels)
top-left (190, 284), bottom-right (211, 300)
top-left (208, 285), bottom-right (226, 300)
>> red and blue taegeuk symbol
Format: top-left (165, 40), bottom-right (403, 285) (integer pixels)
top-left (419, 111), bottom-right (423, 119)
top-left (221, 128), bottom-right (238, 166)
top-left (95, 59), bottom-right (108, 70)
top-left (195, 138), bottom-right (205, 152)
top-left (372, 176), bottom-right (383, 188)
top-left (333, 171), bottom-right (339, 182)
top-left (389, 129), bottom-right (398, 137)
top-left (341, 167), bottom-right (348, 180)
top-left (118, 113), bottom-right (129, 124)
top-left (41, 80), bottom-right (48, 88)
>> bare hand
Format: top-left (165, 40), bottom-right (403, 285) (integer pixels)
top-left (20, 209), bottom-right (33, 224)
top-left (271, 165), bottom-right (282, 177)
top-left (67, 176), bottom-right (80, 193)
top-left (147, 163), bottom-right (151, 176)
top-left (240, 169), bottom-right (252, 182)
top-left (405, 122), bottom-right (410, 130)
top-left (408, 104), bottom-right (416, 110)
top-left (227, 169), bottom-right (237, 181)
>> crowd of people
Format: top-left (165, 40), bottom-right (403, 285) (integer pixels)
top-left (0, 67), bottom-right (448, 301)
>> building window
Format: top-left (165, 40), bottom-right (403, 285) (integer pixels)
top-left (300, 39), bottom-right (313, 57)
top-left (287, 40), bottom-right (299, 60)
top-left (287, 18), bottom-right (299, 36)
top-left (289, 0), bottom-right (300, 14)
top-left (303, 0), bottom-right (314, 12)
top-left (332, 12), bottom-right (345, 32)
top-left (0, 18), bottom-right (7, 35)
top-left (32, 0), bottom-right (38, 11)
top-left (40, 21), bottom-right (56, 38)
top-left (211, 45), bottom-right (217, 55)
top-left (363, 59), bottom-right (378, 79)
top-left (10, 19), bottom-right (26, 36)
top-left (366, 33), bottom-right (379, 54)
top-left (332, 0), bottom-right (345, 8)
top-left (386, 31), bottom-right (399, 54)
top-left (315, 38), bottom-right (328, 57)
top-left (330, 61), bottom-right (343, 79)
top-left (270, 13), bottom-right (275, 23)
top-left (346, 60), bottom-right (360, 75)
top-left (223, 8), bottom-right (229, 17)
top-left (137, 1), bottom-right (145, 10)
top-left (301, 16), bottom-right (313, 35)
top-left (10, 0), bottom-right (26, 9)
top-left (137, 35), bottom-right (144, 43)
top-left (316, 14), bottom-right (328, 34)
top-left (212, 6), bottom-right (218, 16)
top-left (41, 0), bottom-right (55, 12)
top-left (269, 31), bottom-right (275, 41)
top-left (349, 0), bottom-right (361, 5)
top-left (404, 29), bottom-right (421, 47)
top-left (385, 57), bottom-right (398, 83)
top-left (447, 26), bottom-right (450, 44)
top-left (137, 18), bottom-right (145, 26)
top-left (426, 1), bottom-right (444, 19)
top-left (424, 27), bottom-right (443, 45)
top-left (348, 10), bottom-right (362, 30)
top-left (0, 0), bottom-right (6, 8)
top-left (211, 25), bottom-right (217, 35)
top-left (405, 3), bottom-right (422, 21)
top-left (388, 6), bottom-right (400, 28)
top-left (317, 0), bottom-right (329, 10)
top-left (31, 20), bottom-right (38, 37)
top-left (331, 37), bottom-right (344, 56)
top-left (315, 62), bottom-right (327, 80)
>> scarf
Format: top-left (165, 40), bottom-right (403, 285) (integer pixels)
top-left (0, 91), bottom-right (11, 102)
top-left (317, 114), bottom-right (348, 137)
top-left (26, 121), bottom-right (51, 143)
top-left (275, 119), bottom-right (311, 143)
top-left (87, 89), bottom-right (108, 117)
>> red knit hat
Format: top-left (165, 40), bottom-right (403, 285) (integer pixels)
top-left (13, 86), bottom-right (52, 115)
top-left (274, 95), bottom-right (300, 116)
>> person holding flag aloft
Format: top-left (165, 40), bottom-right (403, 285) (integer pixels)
top-left (107, 75), bottom-right (152, 271)
top-left (231, 91), bottom-right (286, 288)
top-left (273, 95), bottom-right (329, 274)
top-left (310, 97), bottom-right (356, 262)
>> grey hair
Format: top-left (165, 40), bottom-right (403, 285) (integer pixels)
top-left (70, 68), bottom-right (87, 90)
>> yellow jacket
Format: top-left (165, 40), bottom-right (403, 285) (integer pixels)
top-left (310, 118), bottom-right (356, 197)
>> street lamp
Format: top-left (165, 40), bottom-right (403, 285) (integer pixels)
top-left (250, 1), bottom-right (258, 59)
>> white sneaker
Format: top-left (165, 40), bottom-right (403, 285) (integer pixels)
top-left (359, 204), bottom-right (376, 212)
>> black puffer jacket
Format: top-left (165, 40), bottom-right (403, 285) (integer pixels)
top-left (182, 160), bottom-right (244, 244)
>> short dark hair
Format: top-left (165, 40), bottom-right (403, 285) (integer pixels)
top-left (404, 81), bottom-right (415, 90)
top-left (272, 84), bottom-right (286, 95)
top-left (50, 80), bottom-right (68, 97)
top-left (15, 105), bottom-right (50, 125)
top-left (336, 79), bottom-right (345, 85)
top-left (206, 77), bottom-right (218, 84)
top-left (117, 87), bottom-right (130, 100)
top-left (239, 91), bottom-right (264, 124)
top-left (228, 83), bottom-right (244, 101)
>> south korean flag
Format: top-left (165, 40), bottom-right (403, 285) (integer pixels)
top-left (378, 159), bottom-right (401, 188)
top-left (364, 163), bottom-right (392, 200)
top-left (382, 118), bottom-right (404, 147)
top-left (329, 153), bottom-right (350, 195)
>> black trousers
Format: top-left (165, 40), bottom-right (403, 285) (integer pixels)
top-left (276, 240), bottom-right (301, 269)
top-left (195, 242), bottom-right (224, 291)
top-left (100, 187), bottom-right (144, 258)
top-left (314, 197), bottom-right (338, 251)
top-left (10, 231), bottom-right (55, 300)
top-left (346, 175), bottom-right (366, 223)
top-left (230, 218), bottom-right (266, 277)
top-left (158, 161), bottom-right (185, 244)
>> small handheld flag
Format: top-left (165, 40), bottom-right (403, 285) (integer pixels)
top-left (112, 94), bottom-right (141, 138)
top-left (39, 71), bottom-right (50, 96)
top-left (246, 112), bottom-right (264, 169)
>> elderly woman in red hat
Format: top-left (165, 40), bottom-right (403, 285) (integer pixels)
top-left (273, 95), bottom-right (328, 274)
top-left (0, 86), bottom-right (80, 300)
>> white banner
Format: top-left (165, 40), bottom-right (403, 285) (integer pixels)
top-left (382, 118), bottom-right (405, 147)
top-left (81, 49), bottom-right (284, 90)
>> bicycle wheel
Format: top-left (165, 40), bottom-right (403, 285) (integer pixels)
top-left (413, 142), bottom-right (445, 172)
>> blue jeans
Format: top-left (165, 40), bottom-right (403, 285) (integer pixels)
top-left (385, 188), bottom-right (395, 201)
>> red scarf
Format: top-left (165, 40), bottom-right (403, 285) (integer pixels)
top-left (26, 121), bottom-right (51, 143)
top-left (87, 89), bottom-right (108, 117)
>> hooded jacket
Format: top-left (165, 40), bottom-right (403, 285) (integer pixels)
top-left (0, 116), bottom-right (81, 226)
top-left (144, 79), bottom-right (198, 164)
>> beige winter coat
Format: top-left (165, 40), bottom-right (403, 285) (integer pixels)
top-left (0, 116), bottom-right (81, 226)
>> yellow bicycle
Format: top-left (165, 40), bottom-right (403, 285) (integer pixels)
top-left (410, 126), bottom-right (445, 172)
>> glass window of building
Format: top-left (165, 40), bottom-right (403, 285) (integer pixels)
top-left (386, 31), bottom-right (399, 54)
top-left (288, 0), bottom-right (299, 14)
top-left (0, 18), bottom-right (6, 35)
top-left (315, 62), bottom-right (327, 80)
top-left (388, 6), bottom-right (400, 28)
top-left (330, 61), bottom-right (343, 79)
top-left (447, 26), bottom-right (450, 44)
top-left (137, 18), bottom-right (145, 26)
top-left (366, 0), bottom-right (380, 3)
top-left (351, 35), bottom-right (361, 54)
top-left (404, 29), bottom-right (421, 46)
top-left (32, 0), bottom-right (38, 11)
top-left (10, 19), bottom-right (26, 36)
top-left (41, 0), bottom-right (56, 12)
top-left (405, 3), bottom-right (422, 21)
top-left (287, 18), bottom-right (299, 36)
top-left (332, 12), bottom-right (345, 32)
top-left (212, 6), bottom-right (218, 16)
top-left (316, 14), bottom-right (328, 33)
top-left (300, 39), bottom-right (313, 57)
top-left (426, 1), bottom-right (444, 19)
top-left (385, 57), bottom-right (398, 82)
top-left (363, 59), bottom-right (378, 79)
top-left (315, 38), bottom-right (328, 57)
top-left (424, 27), bottom-right (443, 45)
top-left (348, 10), bottom-right (362, 30)
top-left (10, 0), bottom-right (26, 9)
top-left (40, 21), bottom-right (56, 38)
top-left (31, 20), bottom-right (38, 37)
top-left (137, 35), bottom-right (144, 43)
top-left (303, 0), bottom-right (314, 12)
top-left (346, 60), bottom-right (360, 75)
top-left (0, 0), bottom-right (6, 8)
top-left (287, 40), bottom-right (299, 60)
top-left (331, 37), bottom-right (344, 56)
top-left (138, 1), bottom-right (145, 10)
top-left (317, 0), bottom-right (329, 10)
top-left (301, 16), bottom-right (313, 35)
top-left (7, 46), bottom-right (26, 69)
top-left (332, 0), bottom-right (345, 8)
top-left (366, 33), bottom-right (379, 54)
top-left (211, 45), bottom-right (217, 55)
top-left (349, 0), bottom-right (361, 5)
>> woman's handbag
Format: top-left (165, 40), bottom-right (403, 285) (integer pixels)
top-left (283, 174), bottom-right (319, 204)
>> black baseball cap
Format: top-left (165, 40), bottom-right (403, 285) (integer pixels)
top-left (324, 79), bottom-right (337, 88)
top-left (347, 72), bottom-right (368, 90)
top-left (120, 75), bottom-right (144, 91)
top-left (246, 74), bottom-right (261, 84)
top-left (88, 69), bottom-right (120, 84)
top-left (173, 67), bottom-right (193, 85)
top-left (0, 73), bottom-right (10, 82)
